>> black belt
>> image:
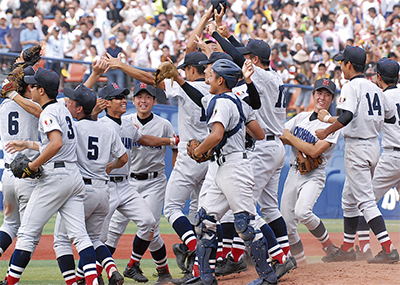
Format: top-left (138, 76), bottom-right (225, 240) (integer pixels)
top-left (358, 138), bottom-right (369, 140)
top-left (217, 153), bottom-right (247, 166)
top-left (5, 163), bottom-right (9, 168)
top-left (83, 178), bottom-right (92, 185)
top-left (54, 161), bottom-right (65, 168)
top-left (266, 135), bottom-right (275, 141)
top-left (394, 147), bottom-right (400, 151)
top-left (130, 172), bottom-right (158, 180)
top-left (109, 176), bottom-right (127, 183)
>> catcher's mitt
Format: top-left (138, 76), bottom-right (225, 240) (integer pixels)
top-left (1, 67), bottom-right (24, 98)
top-left (10, 153), bottom-right (43, 179)
top-left (187, 139), bottom-right (214, 163)
top-left (154, 61), bottom-right (179, 87)
top-left (296, 150), bottom-right (322, 175)
top-left (11, 45), bottom-right (42, 70)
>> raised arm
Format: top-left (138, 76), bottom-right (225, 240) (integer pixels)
top-left (186, 5), bottom-right (214, 53)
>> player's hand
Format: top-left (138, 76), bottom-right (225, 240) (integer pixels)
top-left (170, 135), bottom-right (180, 146)
top-left (217, 25), bottom-right (231, 38)
top-left (194, 35), bottom-right (207, 51)
top-left (206, 22), bottom-right (217, 36)
top-left (315, 128), bottom-right (328, 140)
top-left (203, 5), bottom-right (214, 21)
top-left (242, 60), bottom-right (254, 82)
top-left (92, 58), bottom-right (108, 75)
top-left (106, 162), bottom-right (113, 174)
top-left (92, 98), bottom-right (107, 116)
top-left (214, 3), bottom-right (225, 26)
top-left (5, 140), bottom-right (27, 154)
top-left (28, 161), bottom-right (39, 172)
top-left (317, 109), bottom-right (330, 122)
top-left (279, 129), bottom-right (292, 145)
top-left (105, 52), bottom-right (123, 69)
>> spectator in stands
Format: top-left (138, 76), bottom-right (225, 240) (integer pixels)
top-left (20, 0), bottom-right (37, 19)
top-left (293, 48), bottom-right (312, 79)
top-left (148, 37), bottom-right (162, 69)
top-left (45, 26), bottom-right (63, 76)
top-left (60, 21), bottom-right (76, 63)
top-left (72, 29), bottom-right (85, 58)
top-left (223, 8), bottom-right (237, 32)
top-left (154, 19), bottom-right (177, 54)
top-left (314, 63), bottom-right (331, 83)
top-left (92, 0), bottom-right (111, 35)
top-left (325, 37), bottom-right (338, 58)
top-left (235, 22), bottom-right (251, 45)
top-left (313, 51), bottom-right (336, 75)
top-left (37, 0), bottom-right (52, 15)
top-left (66, 5), bottom-right (79, 30)
top-left (291, 64), bottom-right (312, 114)
top-left (91, 27), bottom-right (105, 56)
top-left (167, 0), bottom-right (187, 16)
top-left (0, 13), bottom-right (9, 51)
top-left (82, 44), bottom-right (100, 83)
top-left (105, 35), bottom-right (125, 87)
top-left (50, 0), bottom-right (67, 16)
top-left (5, 15), bottom-right (24, 56)
top-left (276, 61), bottom-right (291, 83)
top-left (119, 0), bottom-right (140, 25)
top-left (81, 34), bottom-right (92, 58)
top-left (132, 28), bottom-right (151, 67)
top-left (47, 10), bottom-right (63, 33)
top-left (67, 0), bottom-right (85, 22)
top-left (313, 19), bottom-right (340, 52)
top-left (20, 16), bottom-right (40, 51)
top-left (160, 45), bottom-right (176, 63)
top-left (116, 28), bottom-right (132, 64)
top-left (280, 44), bottom-right (293, 66)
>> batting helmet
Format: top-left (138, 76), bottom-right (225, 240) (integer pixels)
top-left (211, 59), bottom-right (242, 89)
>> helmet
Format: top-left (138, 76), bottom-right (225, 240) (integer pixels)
top-left (211, 59), bottom-right (242, 89)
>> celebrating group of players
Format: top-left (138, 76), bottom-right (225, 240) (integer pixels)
top-left (0, 3), bottom-right (399, 285)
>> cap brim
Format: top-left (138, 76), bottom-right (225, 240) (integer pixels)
top-left (24, 75), bottom-right (37, 84)
top-left (134, 88), bottom-right (156, 97)
top-left (199, 59), bottom-right (212, 65)
top-left (333, 54), bottom-right (345, 62)
top-left (177, 63), bottom-right (187, 69)
top-left (108, 87), bottom-right (130, 98)
top-left (237, 47), bottom-right (250, 55)
top-left (63, 88), bottom-right (77, 100)
top-left (314, 85), bottom-right (335, 95)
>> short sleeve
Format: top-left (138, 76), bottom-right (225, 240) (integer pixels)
top-left (40, 112), bottom-right (62, 134)
top-left (337, 83), bottom-right (357, 113)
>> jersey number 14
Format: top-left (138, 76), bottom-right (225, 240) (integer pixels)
top-left (366, 93), bottom-right (381, 116)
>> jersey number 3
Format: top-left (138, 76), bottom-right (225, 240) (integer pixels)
top-left (366, 93), bottom-right (381, 116)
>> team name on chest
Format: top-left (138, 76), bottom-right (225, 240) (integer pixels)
top-left (293, 126), bottom-right (317, 144)
top-left (121, 137), bottom-right (133, 150)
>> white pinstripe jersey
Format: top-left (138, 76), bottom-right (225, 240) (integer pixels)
top-left (381, 86), bottom-right (400, 149)
top-left (0, 99), bottom-right (39, 163)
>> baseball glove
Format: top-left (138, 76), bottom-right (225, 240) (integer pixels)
top-left (11, 45), bottom-right (42, 70)
top-left (1, 67), bottom-right (24, 98)
top-left (296, 150), bottom-right (322, 175)
top-left (154, 61), bottom-right (179, 87)
top-left (187, 139), bottom-right (214, 163)
top-left (10, 153), bottom-right (43, 179)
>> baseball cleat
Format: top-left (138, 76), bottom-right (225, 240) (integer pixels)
top-left (289, 256), bottom-right (297, 269)
top-left (322, 246), bottom-right (356, 262)
top-left (153, 267), bottom-right (173, 285)
top-left (323, 242), bottom-right (339, 256)
top-left (109, 271), bottom-right (124, 285)
top-left (246, 277), bottom-right (278, 285)
top-left (214, 256), bottom-right (247, 277)
top-left (123, 262), bottom-right (148, 283)
top-left (355, 245), bottom-right (373, 261)
top-left (77, 278), bottom-right (86, 285)
top-left (367, 247), bottom-right (399, 264)
top-left (173, 243), bottom-right (190, 272)
top-left (271, 256), bottom-right (295, 280)
top-left (184, 276), bottom-right (218, 285)
top-left (171, 272), bottom-right (194, 285)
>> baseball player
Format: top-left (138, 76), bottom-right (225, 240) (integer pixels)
top-left (315, 46), bottom-right (399, 263)
top-left (210, 22), bottom-right (292, 259)
top-left (96, 83), bottom-right (178, 283)
top-left (190, 59), bottom-right (277, 285)
top-left (104, 82), bottom-right (177, 285)
top-left (280, 78), bottom-right (340, 264)
top-left (105, 51), bottom-right (210, 282)
top-left (0, 66), bottom-right (40, 259)
top-left (3, 68), bottom-right (99, 285)
top-left (51, 84), bottom-right (126, 285)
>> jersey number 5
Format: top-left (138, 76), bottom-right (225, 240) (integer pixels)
top-left (87, 136), bottom-right (99, 160)
top-left (366, 93), bottom-right (381, 116)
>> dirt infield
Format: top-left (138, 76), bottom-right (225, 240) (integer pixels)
top-left (1, 232), bottom-right (399, 284)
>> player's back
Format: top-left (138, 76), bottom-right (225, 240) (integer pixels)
top-left (75, 119), bottom-right (125, 181)
top-left (38, 101), bottom-right (77, 164)
top-left (381, 87), bottom-right (400, 149)
top-left (0, 99), bottom-right (39, 163)
top-left (250, 66), bottom-right (286, 136)
top-left (338, 77), bottom-right (387, 139)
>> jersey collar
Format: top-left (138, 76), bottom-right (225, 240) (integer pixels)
top-left (42, 99), bottom-right (57, 110)
top-left (80, 115), bottom-right (95, 121)
top-left (106, 114), bottom-right (122, 125)
top-left (309, 112), bottom-right (318, 121)
top-left (137, 113), bottom-right (153, 125)
top-left (194, 78), bottom-right (205, 81)
top-left (384, 84), bottom-right (398, 92)
top-left (349, 74), bottom-right (365, 81)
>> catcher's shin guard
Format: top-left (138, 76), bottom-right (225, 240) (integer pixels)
top-left (249, 237), bottom-right (277, 284)
top-left (234, 212), bottom-right (256, 247)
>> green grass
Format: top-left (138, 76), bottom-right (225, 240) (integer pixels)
top-left (0, 212), bottom-right (398, 284)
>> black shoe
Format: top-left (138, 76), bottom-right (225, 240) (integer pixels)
top-left (355, 245), bottom-right (373, 261)
top-left (323, 242), bottom-right (339, 256)
top-left (98, 274), bottom-right (105, 285)
top-left (171, 272), bottom-right (194, 285)
top-left (109, 271), bottom-right (124, 285)
top-left (123, 263), bottom-right (148, 283)
top-left (173, 243), bottom-right (190, 272)
top-left (185, 276), bottom-right (218, 285)
top-left (77, 278), bottom-right (86, 285)
top-left (271, 257), bottom-right (295, 280)
top-left (367, 247), bottom-right (399, 264)
top-left (154, 267), bottom-right (172, 285)
top-left (214, 256), bottom-right (247, 277)
top-left (322, 246), bottom-right (356, 262)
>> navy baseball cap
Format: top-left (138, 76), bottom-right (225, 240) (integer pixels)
top-left (199, 52), bottom-right (233, 65)
top-left (239, 39), bottom-right (271, 60)
top-left (23, 66), bottom-right (35, 76)
top-left (64, 84), bottom-right (97, 113)
top-left (313, 78), bottom-right (336, 95)
top-left (98, 83), bottom-right (130, 100)
top-left (374, 57), bottom-right (400, 77)
top-left (177, 51), bottom-right (208, 69)
top-left (24, 67), bottom-right (59, 92)
top-left (133, 82), bottom-right (157, 97)
top-left (334, 45), bottom-right (366, 66)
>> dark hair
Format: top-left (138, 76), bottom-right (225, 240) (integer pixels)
top-left (83, 35), bottom-right (92, 40)
top-left (249, 53), bottom-right (270, 66)
top-left (318, 63), bottom-right (326, 69)
top-left (188, 64), bottom-right (206, 74)
top-left (60, 21), bottom-right (70, 31)
top-left (379, 73), bottom-right (399, 85)
top-left (161, 45), bottom-right (169, 50)
top-left (388, 51), bottom-right (398, 59)
top-left (118, 28), bottom-right (127, 36)
top-left (343, 59), bottom-right (364, 73)
top-left (368, 7), bottom-right (377, 14)
top-left (347, 38), bottom-right (355, 44)
top-left (46, 88), bottom-right (58, 99)
top-left (89, 44), bottom-right (97, 50)
top-left (153, 38), bottom-right (162, 45)
top-left (280, 44), bottom-right (287, 52)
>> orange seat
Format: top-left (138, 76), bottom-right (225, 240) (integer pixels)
top-left (65, 63), bottom-right (84, 82)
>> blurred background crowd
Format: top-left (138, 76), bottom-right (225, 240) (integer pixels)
top-left (0, 0), bottom-right (399, 112)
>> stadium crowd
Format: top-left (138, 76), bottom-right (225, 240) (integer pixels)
top-left (0, 0), bottom-right (399, 108)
